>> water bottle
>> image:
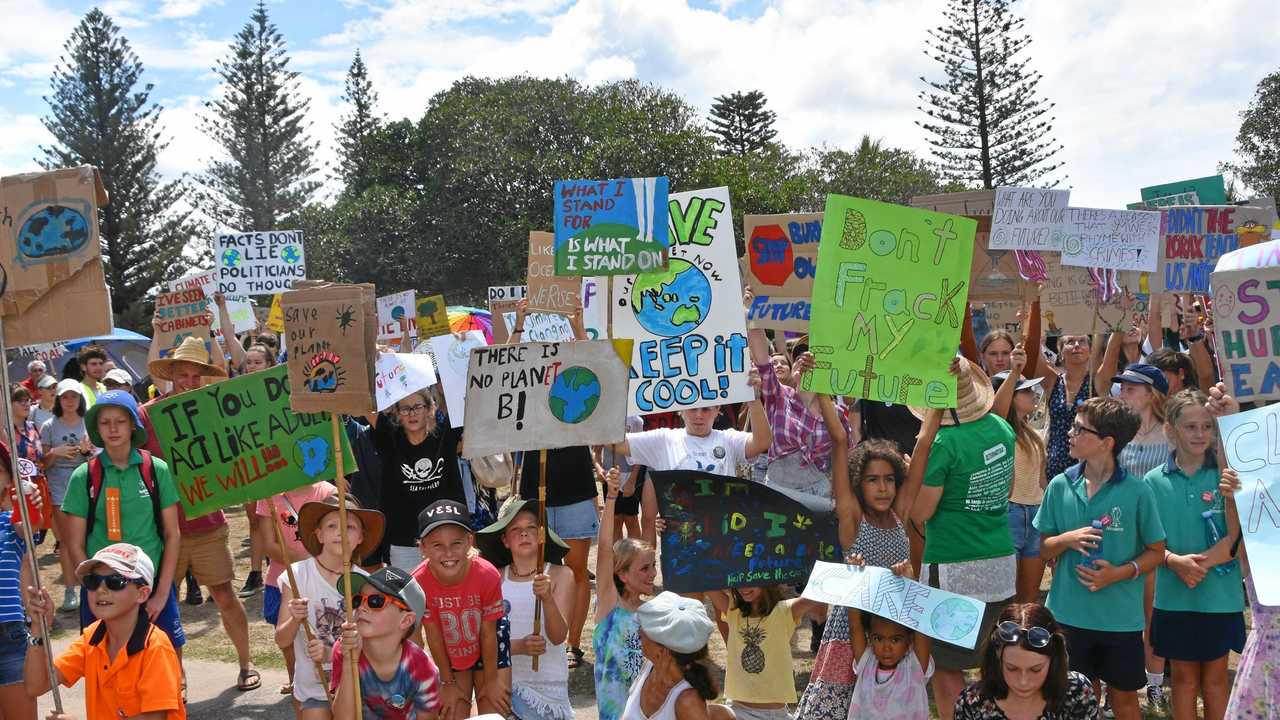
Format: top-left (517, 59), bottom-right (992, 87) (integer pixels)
top-left (1084, 520), bottom-right (1105, 568)
top-left (1202, 510), bottom-right (1237, 576)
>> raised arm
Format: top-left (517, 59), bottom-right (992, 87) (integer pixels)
top-left (991, 344), bottom-right (1025, 420)
top-left (960, 303), bottom-right (979, 364)
top-left (215, 292), bottom-right (246, 370)
top-left (593, 468), bottom-right (622, 623)
top-left (1094, 331), bottom-right (1122, 398)
top-left (819, 394), bottom-right (859, 551)
top-left (509, 299), bottom-right (529, 345)
top-left (901, 408), bottom-right (943, 525)
top-left (1023, 296), bottom-right (1042, 378)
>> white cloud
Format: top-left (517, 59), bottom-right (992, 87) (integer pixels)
top-left (157, 0), bottom-right (223, 19)
top-left (0, 111), bottom-right (53, 178)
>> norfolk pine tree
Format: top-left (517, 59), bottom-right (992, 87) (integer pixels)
top-left (40, 8), bottom-right (195, 331)
top-left (197, 0), bottom-right (319, 231)
top-left (335, 49), bottom-right (383, 193)
top-left (917, 0), bottom-right (1064, 188)
top-left (709, 90), bottom-right (779, 156)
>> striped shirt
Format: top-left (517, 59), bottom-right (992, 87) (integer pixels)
top-left (1119, 430), bottom-right (1170, 483)
top-left (0, 511), bottom-right (28, 624)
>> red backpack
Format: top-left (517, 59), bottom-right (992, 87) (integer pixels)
top-left (84, 451), bottom-right (164, 542)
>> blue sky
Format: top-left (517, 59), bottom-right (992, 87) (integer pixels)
top-left (2, 0), bottom-right (1278, 209)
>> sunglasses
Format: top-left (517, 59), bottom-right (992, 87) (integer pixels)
top-left (1069, 422), bottom-right (1107, 439)
top-left (352, 592), bottom-right (410, 612)
top-left (996, 621), bottom-right (1052, 648)
top-left (83, 573), bottom-right (146, 592)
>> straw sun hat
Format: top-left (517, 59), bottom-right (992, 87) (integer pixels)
top-left (908, 356), bottom-right (996, 426)
top-left (148, 336), bottom-right (227, 382)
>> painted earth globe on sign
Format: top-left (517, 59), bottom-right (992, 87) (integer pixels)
top-left (282, 245), bottom-right (302, 264)
top-left (294, 435), bottom-right (332, 478)
top-left (548, 366), bottom-right (601, 424)
top-left (630, 258), bottom-right (712, 337)
top-left (222, 248), bottom-right (242, 267)
top-left (18, 205), bottom-right (90, 260)
top-left (930, 597), bottom-right (981, 643)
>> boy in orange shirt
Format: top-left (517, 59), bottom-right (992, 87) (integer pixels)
top-left (23, 542), bottom-right (184, 720)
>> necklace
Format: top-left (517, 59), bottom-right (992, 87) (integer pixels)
top-left (316, 558), bottom-right (342, 575)
top-left (508, 564), bottom-right (537, 579)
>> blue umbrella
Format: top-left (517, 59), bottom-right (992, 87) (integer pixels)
top-left (7, 328), bottom-right (152, 384)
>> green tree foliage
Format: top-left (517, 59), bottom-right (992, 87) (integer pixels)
top-left (918, 0), bottom-right (1064, 188)
top-left (335, 50), bottom-right (382, 193)
top-left (197, 0), bottom-right (319, 231)
top-left (709, 90), bottom-right (779, 156)
top-left (801, 136), bottom-right (962, 208)
top-left (1223, 70), bottom-right (1280, 204)
top-left (40, 8), bottom-right (195, 331)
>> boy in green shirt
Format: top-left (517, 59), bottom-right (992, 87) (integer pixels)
top-left (1034, 397), bottom-right (1166, 720)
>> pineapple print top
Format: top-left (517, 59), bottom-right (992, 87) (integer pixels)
top-left (723, 602), bottom-right (802, 704)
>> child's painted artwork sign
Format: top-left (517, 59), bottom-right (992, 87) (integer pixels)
top-left (611, 186), bottom-right (752, 415)
top-left (281, 281), bottom-right (377, 415)
top-left (414, 294), bottom-right (451, 339)
top-left (742, 212), bottom-right (822, 331)
top-left (374, 352), bottom-right (438, 413)
top-left (1158, 205), bottom-right (1277, 293)
top-left (215, 230), bottom-right (307, 296)
top-left (553, 177), bottom-right (669, 275)
top-left (153, 287), bottom-right (212, 358)
top-left (1212, 240), bottom-right (1280, 403)
top-left (376, 290), bottom-right (416, 344)
top-left (804, 196), bottom-right (976, 408)
top-left (1217, 403), bottom-right (1280, 603)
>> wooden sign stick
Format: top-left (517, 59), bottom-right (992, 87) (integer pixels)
top-left (268, 497), bottom-right (331, 700)
top-left (531, 448), bottom-right (547, 672)
top-left (331, 413), bottom-right (362, 720)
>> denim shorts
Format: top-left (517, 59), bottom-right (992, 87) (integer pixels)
top-left (1008, 502), bottom-right (1042, 559)
top-left (263, 584), bottom-right (281, 626)
top-left (80, 584), bottom-right (186, 649)
top-left (0, 622), bottom-right (29, 686)
top-left (545, 498), bottom-right (599, 541)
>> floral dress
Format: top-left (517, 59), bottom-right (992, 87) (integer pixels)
top-left (1046, 376), bottom-right (1091, 482)
top-left (1226, 574), bottom-right (1280, 719)
top-left (954, 671), bottom-right (1097, 719)
top-left (795, 514), bottom-right (910, 720)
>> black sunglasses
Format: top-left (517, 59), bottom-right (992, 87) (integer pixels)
top-left (83, 573), bottom-right (145, 592)
top-left (996, 621), bottom-right (1052, 648)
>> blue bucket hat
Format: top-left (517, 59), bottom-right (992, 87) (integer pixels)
top-left (84, 390), bottom-right (150, 448)
top-left (1112, 363), bottom-right (1170, 396)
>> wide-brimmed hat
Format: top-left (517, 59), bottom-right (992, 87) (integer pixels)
top-left (297, 493), bottom-right (386, 560)
top-left (991, 371), bottom-right (1045, 393)
top-left (476, 499), bottom-right (570, 568)
top-left (909, 356), bottom-right (996, 426)
top-left (85, 390), bottom-right (150, 447)
top-left (149, 336), bottom-right (227, 381)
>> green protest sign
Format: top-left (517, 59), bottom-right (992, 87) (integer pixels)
top-left (149, 364), bottom-right (356, 517)
top-left (1140, 175), bottom-right (1227, 206)
top-left (802, 195), bottom-right (976, 408)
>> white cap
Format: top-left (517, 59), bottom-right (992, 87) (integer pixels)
top-left (104, 369), bottom-right (133, 386)
top-left (636, 591), bottom-right (715, 654)
top-left (55, 378), bottom-right (84, 398)
top-left (76, 543), bottom-right (155, 586)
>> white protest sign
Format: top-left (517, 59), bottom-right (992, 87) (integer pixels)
top-left (611, 186), bottom-right (753, 415)
top-left (376, 290), bottom-right (416, 344)
top-left (1059, 207), bottom-right (1161, 272)
top-left (170, 270), bottom-right (256, 333)
top-left (989, 187), bottom-right (1070, 250)
top-left (14, 342), bottom-right (69, 364)
top-left (1218, 403), bottom-right (1280, 604)
top-left (499, 310), bottom-right (575, 342)
top-left (216, 230), bottom-right (307, 296)
top-left (581, 276), bottom-right (608, 340)
top-left (488, 285), bottom-right (527, 302)
top-left (420, 330), bottom-right (487, 428)
top-left (802, 562), bottom-right (986, 649)
top-left (461, 340), bottom-right (628, 458)
top-left (374, 352), bottom-right (438, 412)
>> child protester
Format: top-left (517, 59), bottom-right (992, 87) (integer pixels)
top-left (279, 494), bottom-right (383, 720)
top-left (707, 585), bottom-right (820, 719)
top-left (1144, 390), bottom-right (1244, 720)
top-left (0, 443), bottom-right (37, 720)
top-left (24, 543), bottom-right (184, 720)
top-left (846, 564), bottom-right (934, 720)
top-left (410, 500), bottom-right (509, 718)
top-left (1033, 397), bottom-right (1167, 720)
top-left (327, 567), bottom-right (441, 720)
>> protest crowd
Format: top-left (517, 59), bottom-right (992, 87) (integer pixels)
top-left (1, 168), bottom-right (1278, 720)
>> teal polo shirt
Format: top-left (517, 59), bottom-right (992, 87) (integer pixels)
top-left (1144, 454), bottom-right (1245, 614)
top-left (61, 450), bottom-right (179, 572)
top-left (1033, 462), bottom-right (1166, 632)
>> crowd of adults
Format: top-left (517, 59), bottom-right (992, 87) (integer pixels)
top-left (0, 283), bottom-right (1270, 720)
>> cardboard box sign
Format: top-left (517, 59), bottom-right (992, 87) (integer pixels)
top-left (281, 281), bottom-right (377, 415)
top-left (0, 166), bottom-right (114, 345)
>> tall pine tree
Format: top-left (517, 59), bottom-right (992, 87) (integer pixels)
top-left (335, 50), bottom-right (382, 193)
top-left (709, 90), bottom-right (778, 156)
top-left (197, 0), bottom-right (318, 231)
top-left (41, 8), bottom-right (194, 331)
top-left (917, 0), bottom-right (1064, 188)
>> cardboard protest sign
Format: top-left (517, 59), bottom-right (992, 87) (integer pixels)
top-left (910, 191), bottom-right (1022, 302)
top-left (216, 230), bottom-right (307, 296)
top-left (1141, 174), bottom-right (1227, 207)
top-left (611, 186), bottom-right (753, 415)
top-left (742, 212), bottom-right (822, 331)
top-left (1218, 403), bottom-right (1280, 603)
top-left (415, 294), bottom-right (450, 339)
top-left (376, 290), bottom-right (416, 345)
top-left (149, 365), bottom-right (356, 518)
top-left (553, 177), bottom-right (670, 275)
top-left (169, 270), bottom-right (256, 334)
top-left (1211, 241), bottom-right (1280, 402)
top-left (1158, 205), bottom-right (1278, 293)
top-left (1059, 207), bottom-right (1161, 272)
top-left (281, 281), bottom-right (377, 415)
top-left (652, 470), bottom-right (839, 593)
top-left (374, 352), bottom-right (437, 412)
top-left (803, 196), bottom-right (976, 408)
top-left (152, 287), bottom-right (212, 358)
top-left (803, 563), bottom-right (986, 649)
top-left (581, 277), bottom-right (608, 340)
top-left (989, 187), bottom-right (1070, 251)
top-left (0, 167), bottom-right (113, 345)
top-left (527, 231), bottom-right (580, 314)
top-left (420, 330), bottom-right (487, 428)
top-left (461, 340), bottom-right (628, 458)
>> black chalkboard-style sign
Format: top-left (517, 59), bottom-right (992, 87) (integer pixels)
top-left (652, 469), bottom-right (840, 593)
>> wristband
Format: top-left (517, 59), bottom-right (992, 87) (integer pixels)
top-left (1128, 560), bottom-right (1140, 579)
top-left (27, 634), bottom-right (43, 647)
top-left (1188, 334), bottom-right (1204, 343)
top-left (514, 327), bottom-right (524, 333)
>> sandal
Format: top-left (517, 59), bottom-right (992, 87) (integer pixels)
top-left (280, 682), bottom-right (293, 696)
top-left (567, 646), bottom-right (585, 669)
top-left (237, 667), bottom-right (262, 691)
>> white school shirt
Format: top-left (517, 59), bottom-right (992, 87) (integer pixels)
top-left (625, 428), bottom-right (750, 477)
